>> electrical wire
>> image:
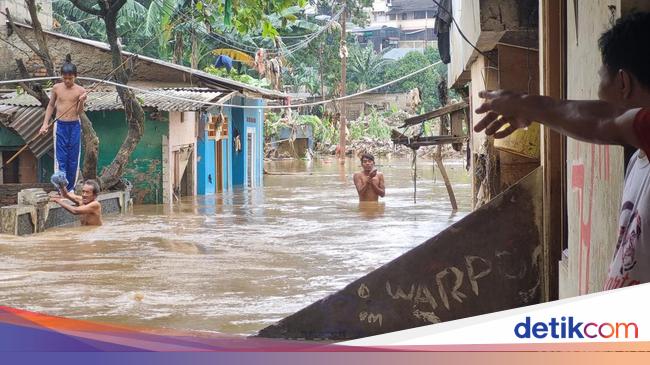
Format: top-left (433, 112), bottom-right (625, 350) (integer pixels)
top-left (0, 60), bottom-right (442, 110)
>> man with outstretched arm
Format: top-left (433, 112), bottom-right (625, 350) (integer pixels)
top-left (39, 57), bottom-right (87, 192)
top-left (474, 12), bottom-right (650, 290)
top-left (353, 153), bottom-right (385, 202)
top-left (50, 180), bottom-right (103, 226)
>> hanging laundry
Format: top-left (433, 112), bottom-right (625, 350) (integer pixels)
top-left (214, 55), bottom-right (234, 72)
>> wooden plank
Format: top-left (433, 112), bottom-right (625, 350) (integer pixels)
top-left (400, 100), bottom-right (469, 127)
top-left (258, 168), bottom-right (544, 340)
top-left (392, 135), bottom-right (467, 148)
top-left (540, 0), bottom-right (566, 301)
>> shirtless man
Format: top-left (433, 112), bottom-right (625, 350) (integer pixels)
top-left (39, 59), bottom-right (87, 192)
top-left (353, 153), bottom-right (385, 201)
top-left (50, 180), bottom-right (102, 226)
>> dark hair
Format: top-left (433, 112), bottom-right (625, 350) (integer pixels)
top-left (84, 179), bottom-right (100, 195)
top-left (360, 153), bottom-right (375, 162)
top-left (61, 54), bottom-right (77, 75)
top-left (599, 12), bottom-right (650, 90)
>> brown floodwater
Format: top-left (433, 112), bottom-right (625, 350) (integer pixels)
top-left (0, 157), bottom-right (471, 336)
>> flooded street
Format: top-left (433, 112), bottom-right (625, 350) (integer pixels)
top-left (0, 157), bottom-right (471, 336)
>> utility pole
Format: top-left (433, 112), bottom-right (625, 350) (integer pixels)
top-left (338, 2), bottom-right (347, 165)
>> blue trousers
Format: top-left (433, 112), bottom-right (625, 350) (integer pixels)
top-left (54, 120), bottom-right (81, 191)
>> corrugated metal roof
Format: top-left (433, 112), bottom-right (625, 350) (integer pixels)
top-left (1, 89), bottom-right (224, 112)
top-left (85, 89), bottom-right (224, 112)
top-left (0, 88), bottom-right (223, 158)
top-left (0, 104), bottom-right (50, 158)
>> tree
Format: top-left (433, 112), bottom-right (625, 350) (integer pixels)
top-left (2, 0), bottom-right (100, 180)
top-left (195, 0), bottom-right (309, 38)
top-left (71, 0), bottom-right (146, 190)
top-left (347, 43), bottom-right (391, 91)
top-left (383, 47), bottom-right (445, 111)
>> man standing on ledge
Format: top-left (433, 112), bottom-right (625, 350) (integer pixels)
top-left (39, 57), bottom-right (87, 192)
top-left (354, 153), bottom-right (385, 202)
top-left (50, 180), bottom-right (102, 226)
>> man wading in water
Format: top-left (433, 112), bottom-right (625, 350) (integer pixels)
top-left (39, 57), bottom-right (87, 192)
top-left (50, 180), bottom-right (103, 226)
top-left (353, 153), bottom-right (385, 202)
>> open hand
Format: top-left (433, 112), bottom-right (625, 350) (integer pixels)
top-left (474, 90), bottom-right (534, 139)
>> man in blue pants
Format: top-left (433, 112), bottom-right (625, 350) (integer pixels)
top-left (39, 59), bottom-right (87, 192)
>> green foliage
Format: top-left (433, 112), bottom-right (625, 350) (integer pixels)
top-left (204, 65), bottom-right (271, 88)
top-left (195, 0), bottom-right (308, 37)
top-left (348, 108), bottom-right (391, 140)
top-left (383, 46), bottom-right (445, 111)
top-left (347, 43), bottom-right (392, 91)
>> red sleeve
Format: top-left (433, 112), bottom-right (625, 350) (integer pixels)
top-left (632, 108), bottom-right (650, 156)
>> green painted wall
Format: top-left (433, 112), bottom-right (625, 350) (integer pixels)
top-left (0, 127), bottom-right (25, 149)
top-left (87, 111), bottom-right (168, 204)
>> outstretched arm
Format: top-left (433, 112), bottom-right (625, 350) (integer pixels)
top-left (51, 198), bottom-right (98, 216)
top-left (59, 186), bottom-right (82, 205)
top-left (474, 90), bottom-right (642, 148)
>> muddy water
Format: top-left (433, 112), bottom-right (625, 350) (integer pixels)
top-left (0, 157), bottom-right (471, 335)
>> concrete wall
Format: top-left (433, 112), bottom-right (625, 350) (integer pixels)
top-left (448, 0), bottom-right (482, 87)
top-left (561, 0), bottom-right (624, 297)
top-left (0, 25), bottom-right (198, 83)
top-left (168, 111), bottom-right (198, 197)
top-left (0, 0), bottom-right (52, 30)
top-left (448, 0), bottom-right (538, 88)
top-left (325, 93), bottom-right (410, 120)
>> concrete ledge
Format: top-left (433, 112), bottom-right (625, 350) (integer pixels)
top-left (0, 190), bottom-right (130, 236)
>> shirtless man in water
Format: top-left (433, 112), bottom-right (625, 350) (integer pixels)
top-left (50, 180), bottom-right (102, 226)
top-left (39, 58), bottom-right (87, 192)
top-left (353, 153), bottom-right (385, 201)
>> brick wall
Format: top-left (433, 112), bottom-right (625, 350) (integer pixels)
top-left (0, 183), bottom-right (55, 207)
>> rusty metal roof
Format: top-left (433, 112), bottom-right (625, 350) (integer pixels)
top-left (0, 104), bottom-right (50, 158)
top-left (0, 88), bottom-right (224, 112)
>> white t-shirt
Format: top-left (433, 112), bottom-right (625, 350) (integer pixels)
top-left (605, 149), bottom-right (650, 289)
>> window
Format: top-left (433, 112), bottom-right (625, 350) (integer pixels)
top-left (401, 13), bottom-right (408, 20)
top-left (389, 14), bottom-right (397, 20)
top-left (414, 11), bottom-right (427, 19)
top-left (427, 10), bottom-right (436, 18)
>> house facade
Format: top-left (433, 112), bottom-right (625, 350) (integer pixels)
top-left (0, 23), bottom-right (286, 204)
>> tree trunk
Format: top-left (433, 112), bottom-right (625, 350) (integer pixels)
top-left (173, 31), bottom-right (184, 65)
top-left (10, 3), bottom-right (101, 182)
top-left (190, 31), bottom-right (198, 69)
top-left (25, 0), bottom-right (55, 76)
top-left (435, 79), bottom-right (457, 211)
top-left (80, 112), bottom-right (99, 180)
top-left (96, 2), bottom-right (145, 190)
